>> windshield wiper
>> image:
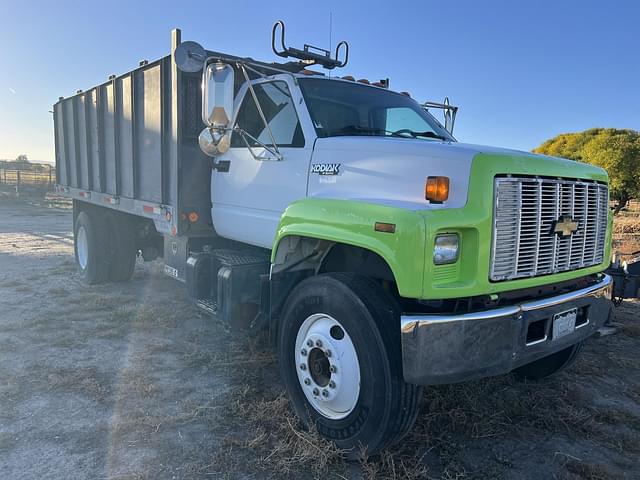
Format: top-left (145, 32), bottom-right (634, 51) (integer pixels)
top-left (326, 125), bottom-right (409, 138)
top-left (326, 125), bottom-right (448, 141)
top-left (392, 129), bottom-right (448, 141)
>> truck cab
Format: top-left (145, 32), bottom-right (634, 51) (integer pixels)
top-left (211, 73), bottom-right (458, 247)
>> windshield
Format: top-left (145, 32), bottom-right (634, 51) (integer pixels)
top-left (298, 78), bottom-right (455, 141)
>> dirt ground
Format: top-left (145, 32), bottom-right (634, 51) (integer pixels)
top-left (1, 197), bottom-right (639, 480)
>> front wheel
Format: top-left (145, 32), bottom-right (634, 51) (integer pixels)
top-left (278, 273), bottom-right (422, 458)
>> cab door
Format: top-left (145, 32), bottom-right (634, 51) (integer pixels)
top-left (211, 77), bottom-right (313, 249)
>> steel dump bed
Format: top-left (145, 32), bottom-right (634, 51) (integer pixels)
top-left (53, 32), bottom-right (211, 237)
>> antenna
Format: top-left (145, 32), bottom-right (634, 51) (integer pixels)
top-left (329, 12), bottom-right (333, 52)
top-left (328, 12), bottom-right (333, 77)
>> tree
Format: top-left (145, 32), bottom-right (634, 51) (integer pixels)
top-left (534, 128), bottom-right (640, 214)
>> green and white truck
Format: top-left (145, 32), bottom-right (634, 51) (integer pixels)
top-left (54, 23), bottom-right (614, 455)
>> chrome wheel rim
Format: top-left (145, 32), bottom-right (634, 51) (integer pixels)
top-left (294, 313), bottom-right (360, 420)
top-left (77, 225), bottom-right (88, 270)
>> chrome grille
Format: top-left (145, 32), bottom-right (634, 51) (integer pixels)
top-left (490, 177), bottom-right (608, 281)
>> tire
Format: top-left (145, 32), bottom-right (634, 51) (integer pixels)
top-left (74, 210), bottom-right (110, 284)
top-left (278, 273), bottom-right (423, 458)
top-left (107, 213), bottom-right (137, 282)
top-left (513, 342), bottom-right (583, 381)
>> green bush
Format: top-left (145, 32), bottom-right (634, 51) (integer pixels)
top-left (534, 128), bottom-right (640, 214)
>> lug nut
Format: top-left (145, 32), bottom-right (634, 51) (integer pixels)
top-left (322, 389), bottom-right (329, 397)
top-left (301, 348), bottom-right (307, 356)
top-left (312, 388), bottom-right (319, 396)
top-left (299, 363), bottom-right (307, 371)
top-left (329, 380), bottom-right (336, 389)
top-left (325, 349), bottom-right (332, 358)
top-left (315, 339), bottom-right (323, 348)
top-left (329, 365), bottom-right (337, 373)
top-left (304, 378), bottom-right (311, 385)
top-left (306, 340), bottom-right (313, 348)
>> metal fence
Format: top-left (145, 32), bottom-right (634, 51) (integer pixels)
top-left (0, 163), bottom-right (55, 190)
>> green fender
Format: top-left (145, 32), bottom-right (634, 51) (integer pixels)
top-left (271, 198), bottom-right (427, 299)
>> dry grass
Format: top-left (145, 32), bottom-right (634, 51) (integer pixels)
top-left (621, 323), bottom-right (640, 338)
top-left (561, 459), bottom-right (621, 480)
top-left (47, 287), bottom-right (69, 296)
top-left (64, 292), bottom-right (136, 312)
top-left (46, 366), bottom-right (111, 402)
top-left (360, 450), bottom-right (429, 480)
top-left (47, 263), bottom-right (77, 275)
top-left (222, 387), bottom-right (346, 478)
top-left (214, 357), bottom-right (640, 478)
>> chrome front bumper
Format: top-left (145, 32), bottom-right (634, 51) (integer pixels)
top-left (400, 275), bottom-right (613, 385)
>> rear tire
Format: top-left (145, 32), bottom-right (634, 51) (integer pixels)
top-left (74, 210), bottom-right (109, 284)
top-left (278, 273), bottom-right (422, 458)
top-left (513, 342), bottom-right (583, 381)
top-left (107, 213), bottom-right (137, 282)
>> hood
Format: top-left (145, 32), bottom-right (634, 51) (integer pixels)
top-left (307, 136), bottom-right (607, 210)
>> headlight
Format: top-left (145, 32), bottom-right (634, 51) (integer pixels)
top-left (433, 233), bottom-right (459, 265)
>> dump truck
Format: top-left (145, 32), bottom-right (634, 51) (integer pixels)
top-left (53, 22), bottom-right (615, 456)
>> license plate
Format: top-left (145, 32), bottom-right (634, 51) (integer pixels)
top-left (164, 265), bottom-right (179, 278)
top-left (552, 308), bottom-right (577, 340)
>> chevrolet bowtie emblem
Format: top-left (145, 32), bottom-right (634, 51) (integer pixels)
top-left (552, 216), bottom-right (579, 237)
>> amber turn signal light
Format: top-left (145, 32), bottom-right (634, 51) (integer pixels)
top-left (374, 222), bottom-right (396, 233)
top-left (425, 176), bottom-right (450, 203)
top-left (188, 211), bottom-right (199, 223)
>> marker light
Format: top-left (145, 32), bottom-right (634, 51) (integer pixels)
top-left (374, 222), bottom-right (396, 233)
top-left (188, 211), bottom-right (199, 223)
top-left (433, 234), bottom-right (460, 265)
top-left (425, 176), bottom-right (450, 203)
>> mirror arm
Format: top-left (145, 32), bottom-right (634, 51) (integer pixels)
top-left (239, 64), bottom-right (282, 160)
top-left (235, 127), bottom-right (283, 161)
top-left (242, 63), bottom-right (268, 79)
top-left (422, 99), bottom-right (459, 135)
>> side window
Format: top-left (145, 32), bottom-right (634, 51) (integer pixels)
top-left (231, 81), bottom-right (304, 148)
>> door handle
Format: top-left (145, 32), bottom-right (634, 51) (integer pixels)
top-left (210, 159), bottom-right (230, 172)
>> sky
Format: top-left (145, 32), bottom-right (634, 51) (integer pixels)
top-left (0, 0), bottom-right (638, 162)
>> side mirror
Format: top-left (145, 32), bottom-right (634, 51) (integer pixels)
top-left (198, 127), bottom-right (230, 157)
top-left (202, 62), bottom-right (234, 128)
top-left (422, 97), bottom-right (459, 135)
